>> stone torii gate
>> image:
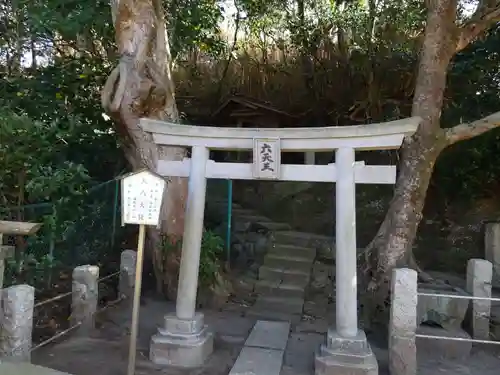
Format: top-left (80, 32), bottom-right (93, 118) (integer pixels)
top-left (141, 117), bottom-right (419, 374)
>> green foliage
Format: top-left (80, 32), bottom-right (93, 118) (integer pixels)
top-left (166, 0), bottom-right (225, 59)
top-left (4, 252), bottom-right (60, 290)
top-left (0, 111), bottom-right (90, 206)
top-left (434, 25), bottom-right (500, 201)
top-left (0, 0), bottom-right (498, 290)
top-left (1, 180), bottom-right (123, 288)
top-left (0, 109), bottom-right (123, 286)
top-left (199, 230), bottom-right (225, 285)
top-left (160, 230), bottom-right (224, 287)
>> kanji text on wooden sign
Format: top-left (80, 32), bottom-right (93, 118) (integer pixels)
top-left (121, 169), bottom-right (166, 227)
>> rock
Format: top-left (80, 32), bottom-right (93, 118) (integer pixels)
top-left (418, 283), bottom-right (469, 330)
top-left (231, 244), bottom-right (248, 269)
top-left (248, 263), bottom-right (260, 275)
top-left (243, 242), bottom-right (256, 260)
top-left (233, 277), bottom-right (255, 295)
top-left (311, 262), bottom-right (331, 290)
top-left (209, 272), bottom-right (233, 309)
top-left (232, 233), bottom-right (246, 245)
top-left (212, 223), bottom-right (227, 239)
top-left (233, 220), bottom-right (252, 233)
top-left (253, 234), bottom-right (270, 255)
top-left (316, 243), bottom-right (335, 261)
top-left (303, 300), bottom-right (328, 318)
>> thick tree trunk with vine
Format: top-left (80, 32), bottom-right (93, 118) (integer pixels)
top-left (363, 0), bottom-right (500, 322)
top-left (102, 0), bottom-right (187, 299)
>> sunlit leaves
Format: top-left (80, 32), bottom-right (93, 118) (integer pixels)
top-left (165, 0), bottom-right (226, 58)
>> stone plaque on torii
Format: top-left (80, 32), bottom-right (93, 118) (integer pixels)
top-left (140, 117), bottom-right (420, 374)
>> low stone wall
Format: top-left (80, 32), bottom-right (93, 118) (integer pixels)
top-left (0, 250), bottom-right (137, 363)
top-left (389, 258), bottom-right (494, 375)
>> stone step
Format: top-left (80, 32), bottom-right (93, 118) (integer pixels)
top-left (268, 244), bottom-right (316, 259)
top-left (273, 230), bottom-right (333, 248)
top-left (263, 253), bottom-right (315, 273)
top-left (259, 265), bottom-right (310, 286)
top-left (206, 199), bottom-right (242, 208)
top-left (254, 296), bottom-right (304, 315)
top-left (253, 221), bottom-right (291, 232)
top-left (230, 208), bottom-right (257, 215)
top-left (246, 308), bottom-right (302, 324)
top-left (255, 280), bottom-right (306, 299)
top-left (234, 214), bottom-right (273, 223)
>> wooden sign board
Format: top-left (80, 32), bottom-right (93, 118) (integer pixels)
top-left (253, 138), bottom-right (281, 180)
top-left (0, 221), bottom-right (42, 236)
top-left (120, 169), bottom-right (166, 227)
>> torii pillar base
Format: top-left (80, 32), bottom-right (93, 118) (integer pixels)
top-left (315, 330), bottom-right (378, 375)
top-left (149, 313), bottom-right (213, 368)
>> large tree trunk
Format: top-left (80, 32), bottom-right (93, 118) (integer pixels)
top-left (102, 0), bottom-right (187, 298)
top-left (363, 0), bottom-right (500, 321)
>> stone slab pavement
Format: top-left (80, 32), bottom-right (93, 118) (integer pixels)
top-left (245, 320), bottom-right (290, 350)
top-left (229, 347), bottom-right (284, 375)
top-left (0, 362), bottom-right (72, 375)
top-left (230, 320), bottom-right (290, 375)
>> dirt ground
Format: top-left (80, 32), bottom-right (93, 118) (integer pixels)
top-left (30, 295), bottom-right (500, 375)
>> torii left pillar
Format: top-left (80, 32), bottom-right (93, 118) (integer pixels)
top-left (149, 146), bottom-right (214, 367)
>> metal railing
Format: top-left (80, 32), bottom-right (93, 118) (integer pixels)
top-left (417, 292), bottom-right (500, 303)
top-left (416, 290), bottom-right (500, 345)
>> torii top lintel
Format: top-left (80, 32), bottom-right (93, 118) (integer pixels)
top-left (140, 117), bottom-right (421, 152)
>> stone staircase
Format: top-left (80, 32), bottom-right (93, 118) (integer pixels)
top-left (249, 231), bottom-right (331, 323)
top-left (248, 249), bottom-right (314, 321)
top-left (206, 196), bottom-right (333, 324)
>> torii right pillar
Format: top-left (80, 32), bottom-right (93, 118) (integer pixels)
top-left (315, 147), bottom-right (378, 375)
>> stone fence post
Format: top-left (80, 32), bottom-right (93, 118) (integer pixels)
top-left (389, 268), bottom-right (417, 375)
top-left (119, 250), bottom-right (137, 305)
top-left (466, 258), bottom-right (493, 340)
top-left (71, 265), bottom-right (99, 336)
top-left (485, 222), bottom-right (500, 288)
top-left (0, 284), bottom-right (35, 362)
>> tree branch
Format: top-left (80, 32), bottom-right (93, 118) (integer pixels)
top-left (445, 111), bottom-right (500, 145)
top-left (456, 0), bottom-right (500, 52)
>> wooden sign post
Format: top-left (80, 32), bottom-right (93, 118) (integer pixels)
top-left (120, 169), bottom-right (166, 375)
